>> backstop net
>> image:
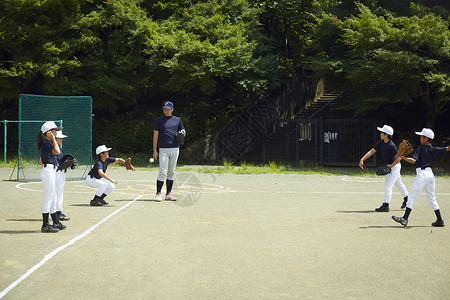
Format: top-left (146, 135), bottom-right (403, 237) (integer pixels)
top-left (17, 94), bottom-right (92, 181)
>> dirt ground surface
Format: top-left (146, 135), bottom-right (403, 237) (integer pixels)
top-left (0, 167), bottom-right (449, 299)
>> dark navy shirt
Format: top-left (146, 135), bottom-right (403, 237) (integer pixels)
top-left (154, 115), bottom-right (185, 148)
top-left (413, 145), bottom-right (446, 169)
top-left (56, 147), bottom-right (65, 163)
top-left (88, 157), bottom-right (116, 179)
top-left (41, 140), bottom-right (59, 166)
top-left (373, 139), bottom-right (398, 165)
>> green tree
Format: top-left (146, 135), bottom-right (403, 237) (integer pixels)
top-left (147, 0), bottom-right (276, 142)
top-left (308, 3), bottom-right (450, 127)
top-left (66, 0), bottom-right (156, 111)
top-left (0, 0), bottom-right (84, 97)
top-left (151, 0), bottom-right (262, 95)
top-left (252, 0), bottom-right (340, 72)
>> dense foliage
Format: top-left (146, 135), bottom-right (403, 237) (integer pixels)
top-left (1, 0), bottom-right (449, 154)
top-left (307, 1), bottom-right (450, 128)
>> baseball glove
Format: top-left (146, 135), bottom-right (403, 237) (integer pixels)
top-left (125, 157), bottom-right (136, 171)
top-left (57, 154), bottom-right (77, 171)
top-left (398, 139), bottom-right (413, 157)
top-left (376, 166), bottom-right (391, 176)
top-left (175, 130), bottom-right (185, 145)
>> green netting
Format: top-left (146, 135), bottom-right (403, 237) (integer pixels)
top-left (17, 94), bottom-right (92, 181)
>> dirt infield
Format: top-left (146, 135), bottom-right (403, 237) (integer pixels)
top-left (1, 167), bottom-right (449, 299)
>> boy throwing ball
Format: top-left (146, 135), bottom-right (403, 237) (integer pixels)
top-left (392, 128), bottom-right (450, 227)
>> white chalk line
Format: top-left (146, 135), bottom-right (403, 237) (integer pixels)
top-left (15, 180), bottom-right (225, 194)
top-left (0, 194), bottom-right (143, 299)
top-left (342, 177), bottom-right (385, 183)
top-left (15, 181), bottom-right (450, 196)
top-left (223, 190), bottom-right (450, 195)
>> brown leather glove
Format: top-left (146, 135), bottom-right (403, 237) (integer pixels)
top-left (125, 157), bottom-right (136, 171)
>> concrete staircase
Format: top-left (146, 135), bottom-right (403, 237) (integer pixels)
top-left (296, 91), bottom-right (352, 119)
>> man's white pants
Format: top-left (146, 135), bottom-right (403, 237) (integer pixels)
top-left (157, 148), bottom-right (179, 181)
top-left (384, 163), bottom-right (408, 203)
top-left (41, 164), bottom-right (57, 214)
top-left (406, 168), bottom-right (439, 210)
top-left (55, 170), bottom-right (66, 212)
top-left (85, 176), bottom-right (115, 196)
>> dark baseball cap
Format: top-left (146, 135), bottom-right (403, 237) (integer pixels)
top-left (162, 101), bottom-right (173, 109)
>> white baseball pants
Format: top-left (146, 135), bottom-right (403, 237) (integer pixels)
top-left (157, 148), bottom-right (179, 181)
top-left (55, 170), bottom-right (66, 212)
top-left (406, 168), bottom-right (439, 210)
top-left (384, 163), bottom-right (408, 204)
top-left (41, 164), bottom-right (57, 214)
top-left (85, 176), bottom-right (115, 196)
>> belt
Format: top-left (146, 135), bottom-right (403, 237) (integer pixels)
top-left (416, 167), bottom-right (432, 172)
top-left (43, 164), bottom-right (57, 169)
top-left (57, 169), bottom-right (67, 173)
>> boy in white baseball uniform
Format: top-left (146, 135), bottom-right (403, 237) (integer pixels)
top-left (37, 121), bottom-right (65, 233)
top-left (392, 128), bottom-right (450, 227)
top-left (359, 125), bottom-right (409, 212)
top-left (55, 131), bottom-right (70, 221)
top-left (86, 145), bottom-right (127, 206)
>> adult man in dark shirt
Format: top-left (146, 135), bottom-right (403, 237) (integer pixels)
top-left (153, 101), bottom-right (186, 202)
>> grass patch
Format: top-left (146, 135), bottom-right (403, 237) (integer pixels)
top-left (0, 157), bottom-right (18, 168)
top-left (176, 161), bottom-right (450, 177)
top-left (177, 161), bottom-right (375, 176)
top-left (2, 154), bottom-right (449, 177)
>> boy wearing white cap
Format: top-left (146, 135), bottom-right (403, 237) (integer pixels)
top-left (392, 128), bottom-right (450, 227)
top-left (359, 125), bottom-right (409, 212)
top-left (55, 130), bottom-right (70, 221)
top-left (85, 145), bottom-right (127, 206)
top-left (37, 121), bottom-right (65, 233)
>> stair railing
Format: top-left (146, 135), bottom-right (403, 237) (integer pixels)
top-left (306, 90), bottom-right (345, 120)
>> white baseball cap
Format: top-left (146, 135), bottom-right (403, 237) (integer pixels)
top-left (41, 121), bottom-right (63, 133)
top-left (377, 125), bottom-right (394, 136)
top-left (415, 128), bottom-right (434, 139)
top-left (96, 145), bottom-right (112, 155)
top-left (56, 131), bottom-right (67, 138)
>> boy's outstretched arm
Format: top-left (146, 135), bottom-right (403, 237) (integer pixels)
top-left (359, 148), bottom-right (376, 169)
top-left (400, 156), bottom-right (416, 164)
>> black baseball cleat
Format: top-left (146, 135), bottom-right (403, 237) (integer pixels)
top-left (41, 224), bottom-right (59, 233)
top-left (90, 199), bottom-right (103, 206)
top-left (432, 220), bottom-right (445, 227)
top-left (99, 194), bottom-right (109, 205)
top-left (392, 215), bottom-right (408, 227)
top-left (52, 222), bottom-right (66, 230)
top-left (375, 204), bottom-right (389, 212)
top-left (98, 198), bottom-right (108, 205)
top-left (58, 213), bottom-right (70, 221)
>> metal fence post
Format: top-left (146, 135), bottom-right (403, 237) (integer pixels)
top-left (295, 121), bottom-right (299, 162)
top-left (319, 117), bottom-right (324, 167)
top-left (3, 120), bottom-right (7, 165)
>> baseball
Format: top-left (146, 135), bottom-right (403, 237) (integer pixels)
top-left (149, 158), bottom-right (154, 163)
